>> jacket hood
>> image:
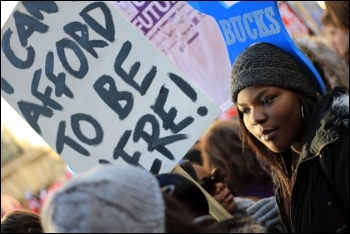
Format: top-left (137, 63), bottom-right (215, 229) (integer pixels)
top-left (329, 92), bottom-right (349, 127)
top-left (305, 87), bottom-right (349, 157)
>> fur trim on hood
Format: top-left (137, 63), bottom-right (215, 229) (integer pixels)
top-left (294, 36), bottom-right (349, 91)
top-left (213, 216), bottom-right (268, 233)
top-left (307, 88), bottom-right (349, 156)
top-left (330, 93), bottom-right (349, 127)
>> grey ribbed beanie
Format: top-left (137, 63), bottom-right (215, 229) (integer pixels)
top-left (41, 164), bottom-right (165, 233)
top-left (231, 42), bottom-right (318, 103)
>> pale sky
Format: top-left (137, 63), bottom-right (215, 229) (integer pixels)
top-left (1, 1), bottom-right (18, 28)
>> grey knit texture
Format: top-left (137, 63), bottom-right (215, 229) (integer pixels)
top-left (41, 164), bottom-right (165, 233)
top-left (231, 42), bottom-right (318, 103)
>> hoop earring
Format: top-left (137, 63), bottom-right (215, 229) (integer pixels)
top-left (301, 106), bottom-right (306, 122)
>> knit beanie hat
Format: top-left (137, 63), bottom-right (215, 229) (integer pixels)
top-left (41, 164), bottom-right (165, 233)
top-left (231, 42), bottom-right (318, 103)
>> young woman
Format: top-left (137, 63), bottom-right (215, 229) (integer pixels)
top-left (231, 42), bottom-right (349, 233)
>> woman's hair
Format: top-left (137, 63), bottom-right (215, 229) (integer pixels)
top-left (325, 1), bottom-right (349, 30)
top-left (156, 173), bottom-right (210, 217)
top-left (200, 118), bottom-right (273, 197)
top-left (179, 161), bottom-right (199, 181)
top-left (162, 192), bottom-right (217, 233)
top-left (183, 141), bottom-right (203, 165)
top-left (1, 210), bottom-right (43, 233)
top-left (321, 10), bottom-right (334, 27)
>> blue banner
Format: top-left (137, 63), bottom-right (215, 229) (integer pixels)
top-left (187, 1), bottom-right (325, 95)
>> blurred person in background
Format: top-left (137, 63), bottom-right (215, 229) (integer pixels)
top-left (1, 210), bottom-right (43, 233)
top-left (1, 194), bottom-right (23, 220)
top-left (324, 1), bottom-right (349, 65)
top-left (180, 161), bottom-right (284, 233)
top-left (40, 163), bottom-right (217, 233)
top-left (200, 118), bottom-right (275, 201)
top-left (294, 35), bottom-right (349, 91)
top-left (156, 173), bottom-right (213, 220)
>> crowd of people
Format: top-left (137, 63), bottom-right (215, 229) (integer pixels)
top-left (1, 1), bottom-right (349, 233)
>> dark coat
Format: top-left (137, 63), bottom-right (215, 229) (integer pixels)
top-left (275, 87), bottom-right (349, 233)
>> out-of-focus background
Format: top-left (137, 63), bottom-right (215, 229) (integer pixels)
top-left (1, 1), bottom-right (328, 214)
top-left (1, 1), bottom-right (71, 215)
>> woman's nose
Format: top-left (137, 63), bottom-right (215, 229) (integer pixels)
top-left (214, 182), bottom-right (226, 194)
top-left (250, 108), bottom-right (266, 125)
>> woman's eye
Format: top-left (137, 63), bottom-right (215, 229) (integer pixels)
top-left (262, 97), bottom-right (273, 105)
top-left (240, 108), bottom-right (250, 115)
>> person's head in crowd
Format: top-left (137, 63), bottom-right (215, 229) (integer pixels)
top-left (231, 42), bottom-right (349, 233)
top-left (179, 162), bottom-right (275, 232)
top-left (164, 189), bottom-right (268, 233)
top-left (321, 10), bottom-right (336, 47)
top-left (180, 161), bottom-right (237, 214)
top-left (155, 173), bottom-right (211, 218)
top-left (161, 192), bottom-right (216, 233)
top-left (324, 1), bottom-right (349, 64)
top-left (41, 164), bottom-right (213, 233)
top-left (1, 194), bottom-right (23, 219)
top-left (41, 164), bottom-right (166, 233)
top-left (294, 35), bottom-right (349, 91)
top-left (1, 210), bottom-right (43, 233)
top-left (200, 118), bottom-right (275, 200)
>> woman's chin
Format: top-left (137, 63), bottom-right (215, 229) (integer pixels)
top-left (223, 200), bottom-right (236, 213)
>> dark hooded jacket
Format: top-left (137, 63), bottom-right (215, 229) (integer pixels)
top-left (275, 87), bottom-right (349, 233)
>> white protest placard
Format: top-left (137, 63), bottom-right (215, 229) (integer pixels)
top-left (1, 1), bottom-right (221, 174)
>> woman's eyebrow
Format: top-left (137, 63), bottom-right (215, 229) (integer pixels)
top-left (236, 89), bottom-right (270, 107)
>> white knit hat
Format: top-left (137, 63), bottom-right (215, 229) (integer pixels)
top-left (41, 164), bottom-right (165, 233)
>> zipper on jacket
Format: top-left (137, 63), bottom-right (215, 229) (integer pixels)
top-left (289, 153), bottom-right (319, 233)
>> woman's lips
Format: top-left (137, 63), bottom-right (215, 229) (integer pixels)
top-left (260, 129), bottom-right (276, 141)
top-left (223, 193), bottom-right (233, 203)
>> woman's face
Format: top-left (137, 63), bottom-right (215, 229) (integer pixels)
top-left (236, 86), bottom-right (304, 153)
top-left (192, 165), bottom-right (236, 213)
top-left (329, 26), bottom-right (349, 62)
